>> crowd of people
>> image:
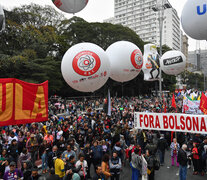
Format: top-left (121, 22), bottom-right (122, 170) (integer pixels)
top-left (0, 95), bottom-right (206, 180)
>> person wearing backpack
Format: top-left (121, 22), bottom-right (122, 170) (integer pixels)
top-left (157, 134), bottom-right (168, 166)
top-left (130, 148), bottom-right (142, 180)
top-left (145, 150), bottom-right (155, 180)
top-left (198, 136), bottom-right (207, 176)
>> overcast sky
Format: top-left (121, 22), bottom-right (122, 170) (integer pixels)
top-left (0, 0), bottom-right (206, 51)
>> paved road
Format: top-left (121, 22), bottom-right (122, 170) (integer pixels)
top-left (119, 150), bottom-right (206, 180)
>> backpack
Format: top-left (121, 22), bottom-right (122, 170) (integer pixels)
top-left (153, 156), bottom-right (160, 170)
top-left (202, 150), bottom-right (207, 160)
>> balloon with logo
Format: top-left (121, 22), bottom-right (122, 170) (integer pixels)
top-left (181, 0), bottom-right (207, 40)
top-left (106, 41), bottom-right (143, 83)
top-left (160, 51), bottom-right (186, 75)
top-left (0, 5), bottom-right (5, 32)
top-left (52, 0), bottom-right (89, 14)
top-left (142, 44), bottom-right (160, 81)
top-left (61, 42), bottom-right (110, 92)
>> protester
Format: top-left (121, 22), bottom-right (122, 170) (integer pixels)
top-left (177, 144), bottom-right (188, 180)
top-left (62, 144), bottom-right (76, 163)
top-left (92, 165), bottom-right (105, 180)
top-left (3, 161), bottom-right (23, 180)
top-left (26, 134), bottom-right (39, 166)
top-left (170, 138), bottom-right (180, 167)
top-left (46, 168), bottom-right (60, 180)
top-left (101, 154), bottom-right (111, 179)
top-left (91, 141), bottom-right (103, 171)
top-left (192, 142), bottom-right (199, 175)
top-left (75, 153), bottom-right (88, 180)
top-left (130, 148), bottom-right (142, 180)
top-left (28, 167), bottom-right (41, 180)
top-left (157, 134), bottom-right (168, 166)
top-left (145, 150), bottom-right (155, 180)
top-left (55, 152), bottom-right (65, 179)
top-left (109, 151), bottom-right (122, 180)
top-left (0, 94), bottom-right (206, 180)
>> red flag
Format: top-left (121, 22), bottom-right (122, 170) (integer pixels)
top-left (200, 92), bottom-right (207, 114)
top-left (171, 94), bottom-right (176, 142)
top-left (164, 102), bottom-right (167, 113)
top-left (171, 93), bottom-right (176, 109)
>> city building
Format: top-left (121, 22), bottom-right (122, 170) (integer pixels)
top-left (103, 17), bottom-right (116, 24)
top-left (181, 34), bottom-right (189, 64)
top-left (104, 0), bottom-right (182, 50)
top-left (188, 49), bottom-right (207, 75)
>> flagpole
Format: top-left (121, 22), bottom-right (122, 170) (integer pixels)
top-left (107, 88), bottom-right (111, 116)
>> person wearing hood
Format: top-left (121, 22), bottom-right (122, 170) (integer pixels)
top-left (130, 148), bottom-right (142, 180)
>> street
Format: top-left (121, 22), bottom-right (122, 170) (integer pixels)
top-left (119, 150), bottom-right (206, 180)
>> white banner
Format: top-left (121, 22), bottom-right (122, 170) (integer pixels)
top-left (142, 155), bottom-right (148, 180)
top-left (134, 112), bottom-right (207, 134)
top-left (182, 96), bottom-right (202, 114)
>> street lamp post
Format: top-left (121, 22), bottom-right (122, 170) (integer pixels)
top-left (152, 0), bottom-right (172, 97)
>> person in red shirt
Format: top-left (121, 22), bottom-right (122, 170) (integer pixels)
top-left (192, 142), bottom-right (199, 175)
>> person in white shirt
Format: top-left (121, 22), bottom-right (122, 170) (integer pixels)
top-left (56, 126), bottom-right (63, 140)
top-left (8, 132), bottom-right (18, 145)
top-left (75, 153), bottom-right (88, 179)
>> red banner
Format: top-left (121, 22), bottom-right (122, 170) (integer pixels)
top-left (0, 78), bottom-right (48, 126)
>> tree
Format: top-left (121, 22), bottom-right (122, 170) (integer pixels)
top-left (181, 71), bottom-right (204, 90)
top-left (0, 4), bottom-right (177, 97)
top-left (0, 4), bottom-right (63, 95)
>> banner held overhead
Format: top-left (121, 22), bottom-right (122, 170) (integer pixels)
top-left (0, 78), bottom-right (48, 126)
top-left (134, 112), bottom-right (207, 134)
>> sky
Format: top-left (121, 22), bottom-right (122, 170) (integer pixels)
top-left (0, 0), bottom-right (206, 51)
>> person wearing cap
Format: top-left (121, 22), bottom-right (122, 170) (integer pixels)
top-left (26, 134), bottom-right (39, 166)
top-left (3, 161), bottom-right (23, 180)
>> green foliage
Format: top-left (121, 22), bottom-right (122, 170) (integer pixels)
top-left (181, 71), bottom-right (204, 90)
top-left (0, 4), bottom-right (176, 97)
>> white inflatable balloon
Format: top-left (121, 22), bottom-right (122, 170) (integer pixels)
top-left (61, 42), bottom-right (110, 92)
top-left (181, 0), bottom-right (207, 40)
top-left (106, 41), bottom-right (143, 83)
top-left (160, 51), bottom-right (186, 75)
top-left (142, 44), bottom-right (160, 81)
top-left (0, 6), bottom-right (5, 32)
top-left (52, 0), bottom-right (88, 14)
